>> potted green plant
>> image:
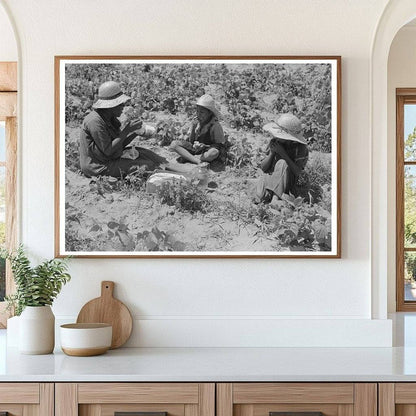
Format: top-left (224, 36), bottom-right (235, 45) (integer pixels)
top-left (1, 245), bottom-right (71, 354)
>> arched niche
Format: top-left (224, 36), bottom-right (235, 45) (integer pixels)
top-left (371, 0), bottom-right (416, 319)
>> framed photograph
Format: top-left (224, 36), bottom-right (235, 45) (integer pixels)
top-left (55, 56), bottom-right (341, 258)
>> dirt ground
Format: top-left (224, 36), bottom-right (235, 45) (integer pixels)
top-left (64, 119), bottom-right (282, 253)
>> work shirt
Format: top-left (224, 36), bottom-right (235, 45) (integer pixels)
top-left (79, 110), bottom-right (123, 177)
top-left (258, 141), bottom-right (309, 199)
top-left (189, 117), bottom-right (225, 148)
top-left (265, 142), bottom-right (309, 174)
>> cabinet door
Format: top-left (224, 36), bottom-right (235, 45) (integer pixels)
top-left (55, 383), bottom-right (215, 416)
top-left (217, 383), bottom-right (377, 416)
top-left (0, 383), bottom-right (53, 416)
top-left (379, 383), bottom-right (416, 416)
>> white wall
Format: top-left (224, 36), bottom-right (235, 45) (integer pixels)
top-left (0, 0), bottom-right (393, 346)
top-left (0, 3), bottom-right (17, 61)
top-left (387, 25), bottom-right (416, 312)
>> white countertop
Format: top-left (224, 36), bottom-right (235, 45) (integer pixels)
top-left (3, 314), bottom-right (416, 383)
top-left (1, 330), bottom-right (416, 382)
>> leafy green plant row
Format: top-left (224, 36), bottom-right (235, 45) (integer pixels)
top-left (65, 63), bottom-right (332, 151)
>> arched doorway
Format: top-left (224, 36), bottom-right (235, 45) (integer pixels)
top-left (371, 0), bottom-right (416, 319)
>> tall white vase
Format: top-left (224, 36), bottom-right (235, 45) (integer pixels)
top-left (19, 306), bottom-right (55, 354)
top-left (6, 315), bottom-right (20, 347)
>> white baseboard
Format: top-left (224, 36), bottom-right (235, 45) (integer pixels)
top-left (56, 317), bottom-right (392, 347)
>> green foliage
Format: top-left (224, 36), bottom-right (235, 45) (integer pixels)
top-left (65, 130), bottom-right (81, 173)
top-left (84, 216), bottom-right (137, 251)
top-left (106, 218), bottom-right (136, 251)
top-left (120, 168), bottom-right (148, 195)
top-left (298, 151), bottom-right (332, 203)
top-left (156, 180), bottom-right (211, 213)
top-left (226, 135), bottom-right (262, 172)
top-left (404, 130), bottom-right (416, 246)
top-left (0, 256), bottom-right (5, 301)
top-left (216, 192), bottom-right (331, 251)
top-left (64, 63), bottom-right (332, 150)
top-left (0, 222), bottom-right (5, 246)
top-left (405, 167), bottom-right (416, 246)
top-left (88, 171), bottom-right (148, 199)
top-left (136, 227), bottom-right (185, 251)
top-left (271, 193), bottom-right (331, 251)
top-left (405, 253), bottom-right (416, 281)
top-left (271, 64), bottom-right (332, 152)
top-left (318, 184), bottom-right (332, 213)
top-left (1, 246), bottom-right (71, 316)
top-left (405, 126), bottom-right (416, 161)
top-left (155, 118), bottom-right (188, 146)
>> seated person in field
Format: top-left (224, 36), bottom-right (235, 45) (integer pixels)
top-left (79, 81), bottom-right (170, 178)
top-left (170, 94), bottom-right (225, 165)
top-left (256, 113), bottom-right (309, 203)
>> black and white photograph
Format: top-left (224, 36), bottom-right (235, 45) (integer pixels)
top-left (55, 56), bottom-right (341, 257)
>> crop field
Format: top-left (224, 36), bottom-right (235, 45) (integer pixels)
top-left (63, 62), bottom-right (333, 253)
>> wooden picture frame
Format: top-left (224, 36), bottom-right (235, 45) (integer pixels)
top-left (55, 56), bottom-right (341, 258)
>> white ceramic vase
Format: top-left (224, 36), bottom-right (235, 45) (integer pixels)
top-left (19, 305), bottom-right (55, 354)
top-left (6, 315), bottom-right (20, 347)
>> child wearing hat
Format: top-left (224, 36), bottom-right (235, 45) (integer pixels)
top-left (170, 94), bottom-right (225, 165)
top-left (79, 80), bottom-right (175, 178)
top-left (256, 113), bottom-right (309, 203)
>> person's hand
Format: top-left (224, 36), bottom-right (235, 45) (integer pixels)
top-left (122, 119), bottom-right (143, 137)
top-left (193, 141), bottom-right (207, 152)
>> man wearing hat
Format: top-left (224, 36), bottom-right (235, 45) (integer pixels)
top-left (79, 80), bottom-right (166, 177)
top-left (170, 94), bottom-right (225, 165)
top-left (256, 113), bottom-right (309, 203)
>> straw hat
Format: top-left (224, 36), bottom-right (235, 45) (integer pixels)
top-left (195, 94), bottom-right (220, 118)
top-left (93, 81), bottom-right (131, 109)
top-left (263, 113), bottom-right (306, 145)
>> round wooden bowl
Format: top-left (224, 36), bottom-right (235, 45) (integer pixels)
top-left (60, 323), bottom-right (112, 357)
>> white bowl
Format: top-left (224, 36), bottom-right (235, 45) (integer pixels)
top-left (60, 323), bottom-right (112, 356)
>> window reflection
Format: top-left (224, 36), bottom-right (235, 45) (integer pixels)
top-left (404, 105), bottom-right (416, 303)
top-left (0, 121), bottom-right (5, 301)
top-left (404, 104), bottom-right (416, 161)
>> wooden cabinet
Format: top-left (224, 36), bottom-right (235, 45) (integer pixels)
top-left (217, 383), bottom-right (377, 416)
top-left (379, 383), bottom-right (416, 416)
top-left (55, 383), bottom-right (215, 416)
top-left (0, 381), bottom-right (385, 416)
top-left (0, 383), bottom-right (53, 416)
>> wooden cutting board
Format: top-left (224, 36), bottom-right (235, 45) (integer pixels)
top-left (76, 281), bottom-right (133, 349)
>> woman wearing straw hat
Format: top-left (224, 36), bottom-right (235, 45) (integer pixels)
top-left (256, 113), bottom-right (309, 203)
top-left (79, 80), bottom-right (169, 178)
top-left (170, 94), bottom-right (225, 165)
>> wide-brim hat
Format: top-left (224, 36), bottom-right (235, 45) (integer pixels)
top-left (93, 81), bottom-right (131, 109)
top-left (263, 113), bottom-right (306, 145)
top-left (194, 94), bottom-right (220, 118)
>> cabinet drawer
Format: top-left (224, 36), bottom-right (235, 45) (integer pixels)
top-left (78, 383), bottom-right (200, 404)
top-left (217, 383), bottom-right (376, 416)
top-left (0, 383), bottom-right (53, 416)
top-left (56, 383), bottom-right (215, 416)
